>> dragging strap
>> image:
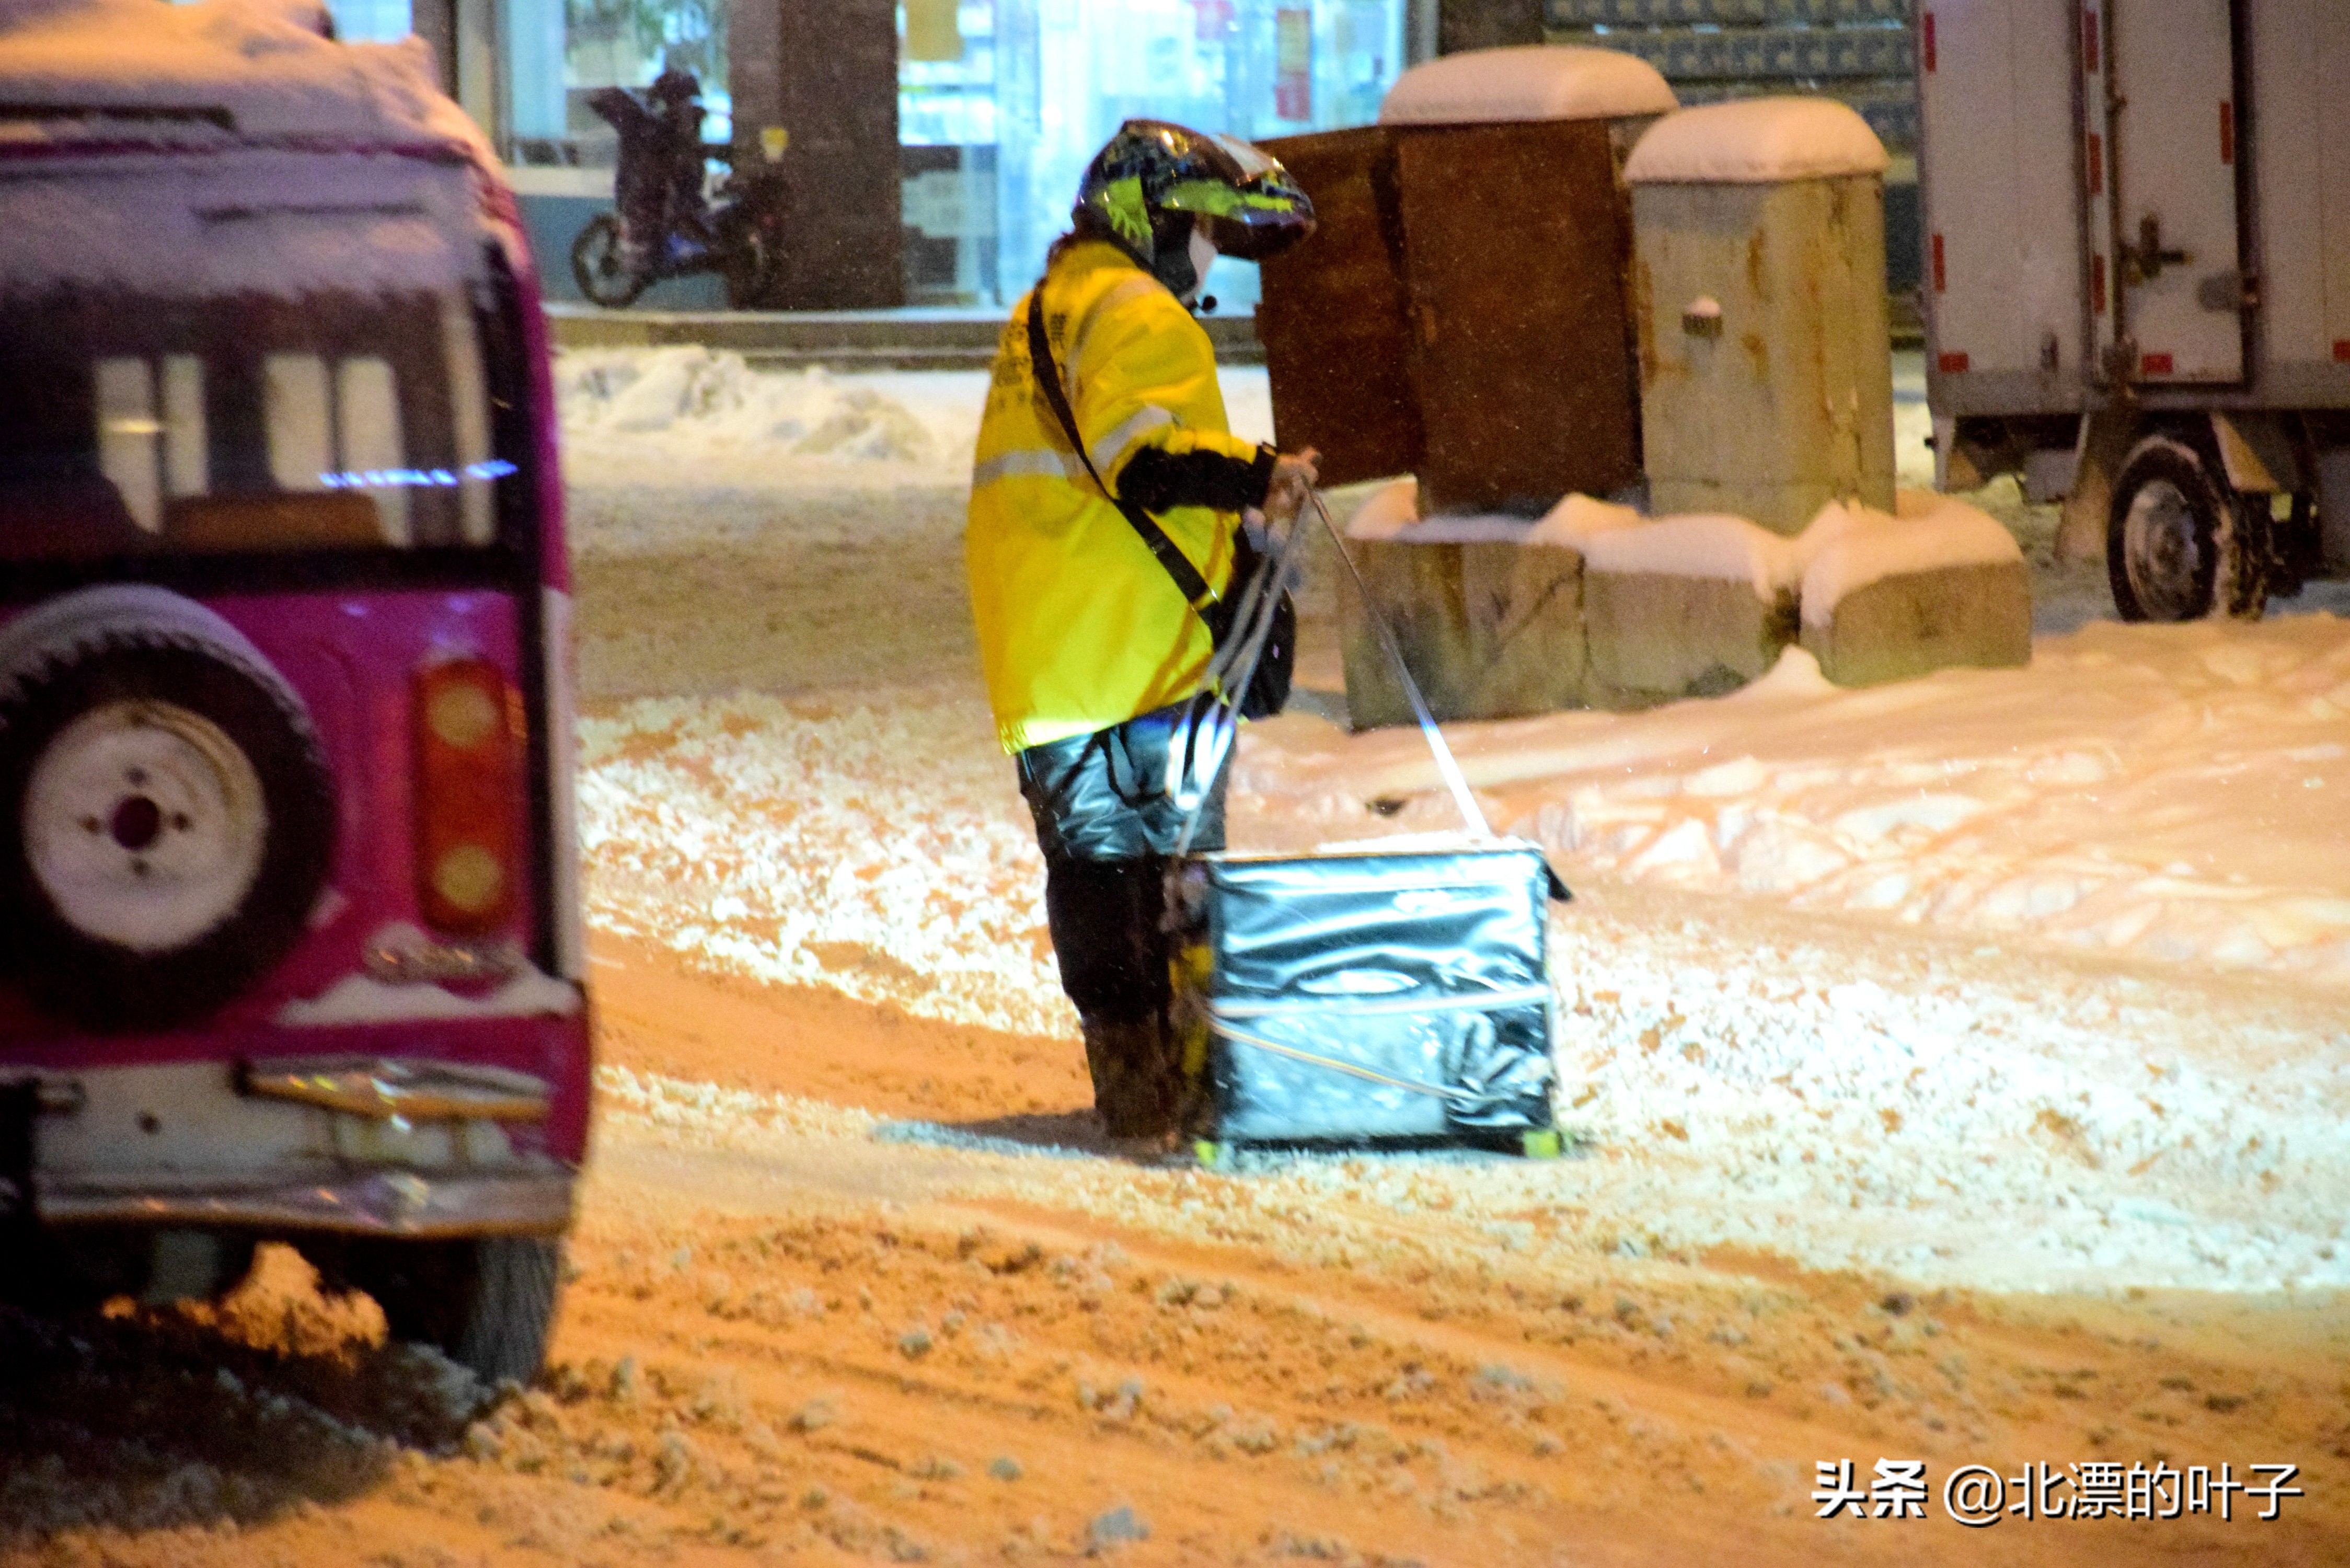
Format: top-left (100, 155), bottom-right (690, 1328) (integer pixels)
top-left (1305, 487), bottom-right (1494, 841)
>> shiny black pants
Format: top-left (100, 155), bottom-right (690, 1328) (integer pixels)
top-left (1016, 701), bottom-right (1228, 1026)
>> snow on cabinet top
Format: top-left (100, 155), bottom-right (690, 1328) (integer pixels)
top-left (0, 0), bottom-right (487, 151)
top-left (1378, 45), bottom-right (1676, 127)
top-left (1623, 97), bottom-right (1887, 185)
top-left (0, 0), bottom-right (505, 300)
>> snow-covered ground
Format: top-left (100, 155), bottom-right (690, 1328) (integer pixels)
top-left (565, 345), bottom-right (2350, 1299)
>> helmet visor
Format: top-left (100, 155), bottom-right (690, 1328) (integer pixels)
top-left (1160, 134), bottom-right (1315, 262)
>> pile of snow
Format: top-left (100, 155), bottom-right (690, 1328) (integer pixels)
top-left (1342, 479), bottom-right (1530, 543)
top-left (576, 618), bottom-right (2350, 1293)
top-left (1340, 478), bottom-right (1422, 541)
top-left (578, 685), bottom-right (1071, 1038)
top-left (1379, 45), bottom-right (1676, 126)
top-left (557, 351), bottom-right (1272, 493)
top-left (1526, 491), bottom-right (1643, 550)
top-left (1528, 897), bottom-right (2350, 1294)
top-left (1241, 619), bottom-right (2350, 982)
top-left (567, 353), bottom-right (2350, 1295)
top-left (1345, 480), bottom-right (1646, 548)
top-left (557, 348), bottom-right (978, 485)
top-left (1625, 98), bottom-right (1888, 185)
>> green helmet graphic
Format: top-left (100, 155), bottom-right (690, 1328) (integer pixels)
top-left (1073, 120), bottom-right (1316, 282)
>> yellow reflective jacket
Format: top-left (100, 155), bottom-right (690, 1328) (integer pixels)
top-left (966, 239), bottom-right (1266, 754)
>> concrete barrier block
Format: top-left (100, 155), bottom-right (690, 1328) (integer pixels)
top-left (1795, 491), bottom-right (2030, 687)
top-left (1799, 560), bottom-right (2031, 687)
top-left (1339, 537), bottom-right (1588, 729)
top-left (1583, 569), bottom-right (1795, 707)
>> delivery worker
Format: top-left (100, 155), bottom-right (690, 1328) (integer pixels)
top-left (966, 120), bottom-right (1319, 1145)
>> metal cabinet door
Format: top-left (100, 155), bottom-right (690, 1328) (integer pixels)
top-left (1257, 126), bottom-right (1424, 490)
top-left (2092, 0), bottom-right (2247, 384)
top-left (1396, 120), bottom-right (1640, 516)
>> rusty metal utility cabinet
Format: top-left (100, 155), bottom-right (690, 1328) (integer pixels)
top-left (1921, 0), bottom-right (2350, 617)
top-left (1627, 98), bottom-right (1897, 533)
top-left (1258, 46), bottom-right (1675, 515)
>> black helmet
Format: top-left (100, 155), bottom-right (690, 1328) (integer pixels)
top-left (649, 69), bottom-right (702, 106)
top-left (1073, 120), bottom-right (1315, 289)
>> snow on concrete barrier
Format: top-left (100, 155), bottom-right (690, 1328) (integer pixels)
top-left (1338, 481), bottom-right (1580, 729)
top-left (1798, 491), bottom-right (2030, 687)
top-left (1581, 512), bottom-right (1801, 707)
top-left (1339, 485), bottom-right (2028, 723)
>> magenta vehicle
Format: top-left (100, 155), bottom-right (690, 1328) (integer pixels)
top-left (0, 3), bottom-right (587, 1381)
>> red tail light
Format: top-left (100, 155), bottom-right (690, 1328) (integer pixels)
top-left (413, 657), bottom-right (524, 934)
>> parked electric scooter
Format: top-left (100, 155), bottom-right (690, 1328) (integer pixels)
top-left (570, 70), bottom-right (782, 308)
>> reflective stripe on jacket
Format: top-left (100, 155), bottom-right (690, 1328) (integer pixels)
top-left (966, 239), bottom-right (1264, 754)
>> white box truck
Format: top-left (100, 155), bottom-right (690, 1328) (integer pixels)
top-left (1919, 0), bottom-right (2350, 620)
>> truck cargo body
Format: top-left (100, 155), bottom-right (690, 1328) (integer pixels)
top-left (1919, 0), bottom-right (2350, 616)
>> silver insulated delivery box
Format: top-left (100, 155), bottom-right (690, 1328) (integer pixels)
top-left (1171, 839), bottom-right (1559, 1148)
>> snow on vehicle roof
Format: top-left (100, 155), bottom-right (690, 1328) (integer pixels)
top-left (1378, 45), bottom-right (1676, 127)
top-left (0, 0), bottom-right (508, 300)
top-left (0, 151), bottom-right (486, 300)
top-left (0, 0), bottom-right (488, 153)
top-left (1623, 97), bottom-right (1888, 185)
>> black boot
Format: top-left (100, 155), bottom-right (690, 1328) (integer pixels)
top-left (1081, 1013), bottom-right (1179, 1142)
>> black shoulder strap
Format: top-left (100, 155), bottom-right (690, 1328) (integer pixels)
top-left (1024, 290), bottom-right (1218, 613)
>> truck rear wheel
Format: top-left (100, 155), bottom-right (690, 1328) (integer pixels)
top-left (343, 1236), bottom-right (563, 1387)
top-left (2107, 435), bottom-right (2268, 622)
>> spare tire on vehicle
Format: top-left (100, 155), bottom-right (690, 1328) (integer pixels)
top-left (0, 585), bottom-right (336, 1032)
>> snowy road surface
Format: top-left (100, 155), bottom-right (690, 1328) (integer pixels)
top-left (10, 345), bottom-right (2348, 1567)
top-left (566, 347), bottom-right (2350, 1298)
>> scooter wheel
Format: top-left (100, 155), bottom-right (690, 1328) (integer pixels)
top-left (722, 224), bottom-right (777, 309)
top-left (571, 213), bottom-right (649, 309)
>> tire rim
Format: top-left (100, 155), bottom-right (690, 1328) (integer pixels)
top-left (24, 699), bottom-right (269, 952)
top-left (2122, 477), bottom-right (2207, 621)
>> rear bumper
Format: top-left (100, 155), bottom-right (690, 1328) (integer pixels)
top-left (35, 1166), bottom-right (574, 1237)
top-left (1, 1056), bottom-right (579, 1239)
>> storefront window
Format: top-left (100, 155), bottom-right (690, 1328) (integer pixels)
top-left (497, 0), bottom-right (729, 165)
top-left (913, 0), bottom-right (1405, 308)
top-left (901, 1), bottom-right (1001, 305)
top-left (325, 0), bottom-right (413, 43)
